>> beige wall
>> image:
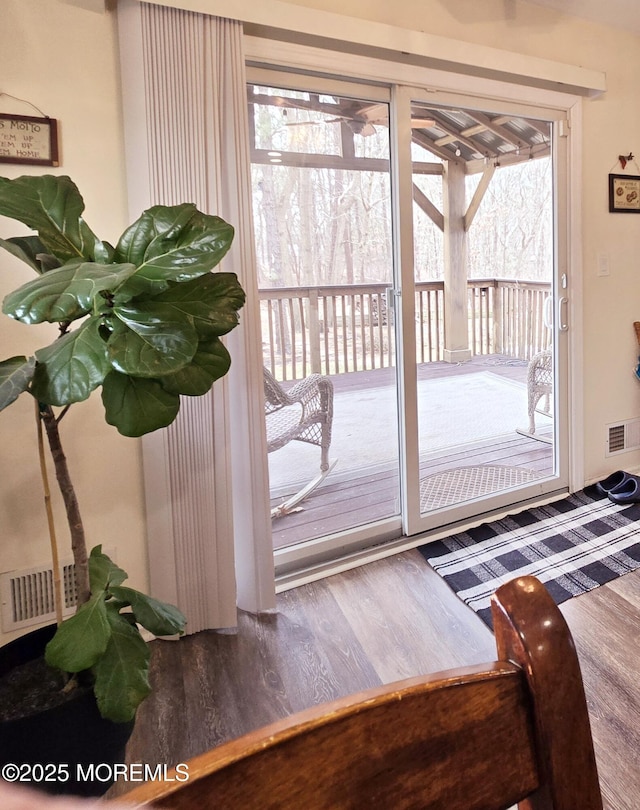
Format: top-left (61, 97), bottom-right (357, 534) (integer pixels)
top-left (0, 0), bottom-right (147, 643)
top-left (1, 0), bottom-right (639, 642)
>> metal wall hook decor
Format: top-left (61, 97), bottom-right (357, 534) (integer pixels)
top-left (609, 152), bottom-right (640, 174)
top-left (619, 153), bottom-right (635, 170)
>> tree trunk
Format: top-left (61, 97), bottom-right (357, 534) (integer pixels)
top-left (40, 405), bottom-right (91, 607)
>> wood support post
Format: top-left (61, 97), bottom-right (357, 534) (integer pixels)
top-left (443, 160), bottom-right (472, 363)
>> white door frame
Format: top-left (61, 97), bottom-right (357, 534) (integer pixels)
top-left (244, 35), bottom-right (585, 580)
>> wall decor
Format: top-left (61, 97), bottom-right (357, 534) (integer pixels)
top-left (609, 173), bottom-right (640, 213)
top-left (0, 114), bottom-right (59, 166)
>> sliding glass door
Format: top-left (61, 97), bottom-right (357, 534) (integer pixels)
top-left (246, 67), bottom-right (570, 566)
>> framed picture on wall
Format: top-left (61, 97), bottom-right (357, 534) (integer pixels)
top-left (0, 114), bottom-right (59, 166)
top-left (609, 173), bottom-right (640, 213)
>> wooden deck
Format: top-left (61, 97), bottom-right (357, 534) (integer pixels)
top-left (270, 356), bottom-right (554, 550)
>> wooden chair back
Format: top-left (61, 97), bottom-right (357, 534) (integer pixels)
top-left (121, 575), bottom-right (602, 810)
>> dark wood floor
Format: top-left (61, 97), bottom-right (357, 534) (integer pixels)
top-left (271, 357), bottom-right (554, 548)
top-left (115, 551), bottom-right (640, 809)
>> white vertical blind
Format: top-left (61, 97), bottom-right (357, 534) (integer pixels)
top-left (118, 0), bottom-right (275, 632)
top-left (206, 18), bottom-right (276, 614)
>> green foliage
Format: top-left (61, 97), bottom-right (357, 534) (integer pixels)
top-left (0, 236), bottom-right (51, 273)
top-left (0, 356), bottom-right (36, 410)
top-left (0, 174), bottom-right (243, 433)
top-left (45, 547), bottom-right (186, 723)
top-left (101, 372), bottom-right (180, 436)
top-left (0, 175), bottom-right (104, 263)
top-left (0, 175), bottom-right (242, 723)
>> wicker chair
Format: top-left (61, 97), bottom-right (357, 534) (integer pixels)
top-left (516, 348), bottom-right (553, 444)
top-left (263, 368), bottom-right (334, 516)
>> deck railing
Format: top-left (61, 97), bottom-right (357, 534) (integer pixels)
top-left (260, 279), bottom-right (551, 381)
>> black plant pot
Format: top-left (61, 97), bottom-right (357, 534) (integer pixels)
top-left (0, 624), bottom-right (134, 797)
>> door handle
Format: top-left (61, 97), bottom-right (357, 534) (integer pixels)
top-left (385, 287), bottom-right (401, 310)
top-left (558, 296), bottom-right (569, 331)
top-left (543, 296), bottom-right (553, 329)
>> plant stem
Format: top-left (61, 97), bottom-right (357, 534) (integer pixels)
top-left (40, 404), bottom-right (91, 607)
top-left (35, 401), bottom-right (64, 625)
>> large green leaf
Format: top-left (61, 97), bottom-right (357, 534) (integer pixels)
top-left (2, 259), bottom-right (138, 325)
top-left (31, 318), bottom-right (110, 405)
top-left (89, 546), bottom-right (128, 594)
top-left (0, 236), bottom-right (53, 274)
top-left (145, 272), bottom-right (245, 337)
top-left (93, 605), bottom-right (151, 723)
top-left (115, 203), bottom-right (193, 265)
top-left (110, 586), bottom-right (186, 637)
top-left (0, 356), bottom-right (35, 410)
top-left (45, 594), bottom-right (111, 673)
top-left (93, 240), bottom-right (115, 265)
top-left (114, 205), bottom-right (234, 295)
top-left (0, 175), bottom-right (101, 262)
top-left (107, 307), bottom-right (198, 378)
top-left (159, 337), bottom-right (230, 396)
top-left (102, 371), bottom-right (180, 436)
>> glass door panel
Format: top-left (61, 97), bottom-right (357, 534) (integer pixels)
top-left (247, 77), bottom-right (401, 551)
top-left (400, 93), bottom-right (567, 535)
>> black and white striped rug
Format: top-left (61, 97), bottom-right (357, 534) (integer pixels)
top-left (419, 487), bottom-right (640, 628)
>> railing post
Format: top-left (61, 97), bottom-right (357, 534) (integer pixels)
top-left (493, 281), bottom-right (503, 354)
top-left (309, 288), bottom-right (321, 374)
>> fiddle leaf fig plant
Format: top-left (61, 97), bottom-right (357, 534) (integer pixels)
top-left (0, 174), bottom-right (245, 722)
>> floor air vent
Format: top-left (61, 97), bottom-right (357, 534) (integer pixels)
top-left (606, 419), bottom-right (640, 456)
top-left (0, 560), bottom-right (78, 632)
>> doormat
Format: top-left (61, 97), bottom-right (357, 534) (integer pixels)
top-left (420, 465), bottom-right (542, 511)
top-left (419, 487), bottom-right (640, 628)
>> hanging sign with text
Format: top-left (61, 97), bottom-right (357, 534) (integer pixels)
top-left (0, 114), bottom-right (59, 166)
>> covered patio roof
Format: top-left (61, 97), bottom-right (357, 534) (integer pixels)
top-left (408, 103), bottom-right (551, 172)
top-left (248, 89), bottom-right (551, 173)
